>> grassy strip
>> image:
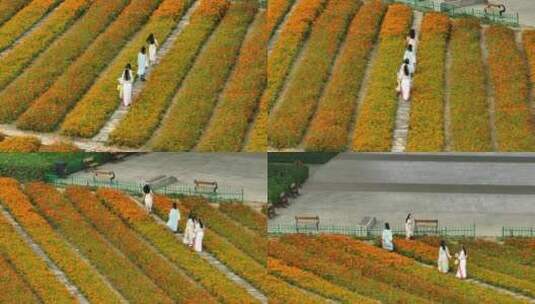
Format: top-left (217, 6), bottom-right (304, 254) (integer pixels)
top-left (268, 0), bottom-right (360, 149)
top-left (448, 18), bottom-right (492, 151)
top-left (525, 30), bottom-right (535, 88)
top-left (0, 136), bottom-right (41, 152)
top-left (268, 258), bottom-right (379, 304)
top-left (395, 239), bottom-right (535, 299)
top-left (406, 13), bottom-right (449, 151)
top-left (0, 0), bottom-right (32, 26)
top-left (351, 4), bottom-right (412, 151)
top-left (269, 238), bottom-right (429, 304)
top-left (0, 0), bottom-right (90, 91)
top-left (196, 11), bottom-right (266, 151)
top-left (17, 0), bottom-right (164, 131)
top-left (244, 0), bottom-right (326, 152)
top-left (219, 203), bottom-right (266, 235)
top-left (486, 25), bottom-right (535, 151)
top-left (65, 186), bottom-right (216, 303)
top-left (0, 0), bottom-right (62, 52)
top-left (60, 0), bottom-right (189, 138)
top-left (24, 182), bottom-right (174, 304)
top-left (150, 2), bottom-right (257, 151)
top-left (180, 196), bottom-right (266, 264)
top-left (99, 189), bottom-right (321, 304)
top-left (314, 235), bottom-right (525, 304)
top-left (96, 190), bottom-right (260, 304)
top-left (0, 208), bottom-right (75, 303)
top-left (0, 254), bottom-right (39, 303)
top-left (267, 0), bottom-right (293, 39)
top-left (467, 239), bottom-right (535, 267)
top-left (0, 178), bottom-right (123, 303)
top-left (303, 1), bottom-right (386, 151)
top-left (0, 0), bottom-right (130, 123)
top-left (107, 0), bottom-right (231, 147)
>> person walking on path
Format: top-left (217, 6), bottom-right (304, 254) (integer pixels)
top-left (382, 222), bottom-right (394, 251)
top-left (183, 215), bottom-right (195, 247)
top-left (143, 184), bottom-right (153, 213)
top-left (403, 44), bottom-right (416, 76)
top-left (438, 240), bottom-right (452, 273)
top-left (137, 46), bottom-right (148, 81)
top-left (406, 29), bottom-right (417, 53)
top-left (193, 218), bottom-right (205, 252)
top-left (456, 245), bottom-right (468, 279)
top-left (397, 64), bottom-right (412, 102)
top-left (119, 64), bottom-right (134, 106)
top-left (147, 33), bottom-right (159, 65)
top-left (166, 202), bottom-right (181, 233)
top-left (405, 213), bottom-right (414, 240)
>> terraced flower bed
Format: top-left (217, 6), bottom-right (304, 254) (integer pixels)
top-left (0, 0), bottom-right (32, 26)
top-left (219, 202), bottom-right (267, 235)
top-left (351, 4), bottom-right (412, 151)
top-left (406, 13), bottom-right (449, 151)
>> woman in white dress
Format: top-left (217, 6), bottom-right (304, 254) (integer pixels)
top-left (397, 64), bottom-right (412, 102)
top-left (183, 215), bottom-right (195, 247)
top-left (137, 46), bottom-right (148, 81)
top-left (456, 245), bottom-right (468, 279)
top-left (403, 44), bottom-right (416, 76)
top-left (382, 222), bottom-right (394, 251)
top-left (438, 240), bottom-right (452, 273)
top-left (119, 64), bottom-right (134, 106)
top-left (143, 184), bottom-right (153, 213)
top-left (405, 213), bottom-right (414, 240)
top-left (147, 33), bottom-right (159, 65)
top-left (194, 218), bottom-right (205, 252)
top-left (406, 29), bottom-right (417, 54)
top-left (166, 202), bottom-right (181, 233)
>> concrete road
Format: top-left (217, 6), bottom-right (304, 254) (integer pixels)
top-left (270, 153), bottom-right (535, 236)
top-left (72, 153), bottom-right (267, 202)
top-left (464, 0), bottom-right (535, 27)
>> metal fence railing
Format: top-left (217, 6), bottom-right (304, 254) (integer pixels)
top-left (45, 174), bottom-right (244, 203)
top-left (502, 227), bottom-right (535, 238)
top-left (268, 223), bottom-right (476, 238)
top-left (390, 0), bottom-right (519, 27)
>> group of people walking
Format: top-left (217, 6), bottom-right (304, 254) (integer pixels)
top-left (396, 29), bottom-right (417, 102)
top-left (381, 213), bottom-right (468, 279)
top-left (118, 33), bottom-right (159, 107)
top-left (142, 183), bottom-right (205, 253)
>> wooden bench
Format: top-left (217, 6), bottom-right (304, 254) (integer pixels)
top-left (83, 157), bottom-right (99, 171)
top-left (415, 219), bottom-right (439, 235)
top-left (194, 180), bottom-right (218, 193)
top-left (93, 170), bottom-right (116, 183)
top-left (295, 216), bottom-right (320, 233)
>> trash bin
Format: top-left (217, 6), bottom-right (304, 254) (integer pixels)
top-left (54, 160), bottom-right (67, 178)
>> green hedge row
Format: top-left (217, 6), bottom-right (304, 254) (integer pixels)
top-left (268, 163), bottom-right (309, 203)
top-left (268, 152), bottom-right (338, 164)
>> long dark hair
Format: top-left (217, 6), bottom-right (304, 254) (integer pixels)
top-left (198, 219), bottom-right (204, 228)
top-left (409, 29), bottom-right (416, 39)
top-left (440, 240), bottom-right (446, 250)
top-left (385, 222), bottom-right (390, 230)
top-left (142, 184), bottom-right (151, 194)
top-left (405, 213), bottom-right (411, 223)
top-left (403, 64), bottom-right (410, 76)
top-left (141, 46), bottom-right (146, 54)
top-left (461, 245), bottom-right (467, 255)
top-left (147, 33), bottom-right (155, 44)
top-left (172, 202), bottom-right (177, 209)
top-left (407, 44), bottom-right (413, 52)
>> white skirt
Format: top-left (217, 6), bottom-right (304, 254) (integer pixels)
top-left (149, 45), bottom-right (157, 63)
top-left (122, 82), bottom-right (132, 106)
top-left (401, 78), bottom-right (411, 101)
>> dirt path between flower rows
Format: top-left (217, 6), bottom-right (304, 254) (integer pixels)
top-left (480, 24), bottom-right (499, 151)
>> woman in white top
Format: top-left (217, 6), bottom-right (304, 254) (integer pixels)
top-left (193, 218), bottom-right (205, 252)
top-left (403, 44), bottom-right (416, 76)
top-left (438, 240), bottom-right (452, 273)
top-left (397, 64), bottom-right (412, 102)
top-left (147, 33), bottom-right (159, 65)
top-left (143, 184), bottom-right (153, 213)
top-left (382, 222), bottom-right (394, 251)
top-left (406, 29), bottom-right (417, 53)
top-left (456, 245), bottom-right (468, 279)
top-left (183, 215), bottom-right (195, 247)
top-left (119, 64), bottom-right (134, 106)
top-left (166, 202), bottom-right (181, 233)
top-left (405, 213), bottom-right (414, 240)
top-left (137, 46), bottom-right (148, 81)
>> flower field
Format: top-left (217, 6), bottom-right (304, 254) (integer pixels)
top-left (268, 233), bottom-right (535, 303)
top-left (266, 1), bottom-right (535, 152)
top-left (0, 0), bottom-right (268, 152)
top-left (0, 177), bottom-right (276, 303)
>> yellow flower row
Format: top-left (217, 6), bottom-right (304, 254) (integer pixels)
top-left (0, 0), bottom-right (31, 26)
top-left (60, 0), bottom-right (191, 138)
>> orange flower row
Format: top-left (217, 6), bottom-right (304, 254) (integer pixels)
top-left (196, 10), bottom-right (267, 151)
top-left (108, 0), bottom-right (231, 148)
top-left (351, 4), bottom-right (412, 151)
top-left (303, 0), bottom-right (386, 151)
top-left (60, 0), bottom-right (191, 138)
top-left (23, 182), bottom-right (174, 303)
top-left (0, 255), bottom-right (37, 303)
top-left (267, 0), bottom-right (293, 37)
top-left (0, 0), bottom-right (130, 123)
top-left (219, 202), bottom-right (267, 235)
top-left (406, 13), bottom-right (449, 151)
top-left (0, 0), bottom-right (91, 92)
top-left (0, 205), bottom-right (76, 302)
top-left (0, 178), bottom-right (123, 303)
top-left (446, 18), bottom-right (492, 151)
top-left (486, 25), bottom-right (535, 151)
top-left (0, 136), bottom-right (41, 152)
top-left (97, 190), bottom-right (259, 304)
top-left (0, 0), bottom-right (31, 26)
top-left (269, 0), bottom-right (361, 148)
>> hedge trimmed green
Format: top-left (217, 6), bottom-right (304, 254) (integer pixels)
top-left (268, 163), bottom-right (309, 203)
top-left (268, 152), bottom-right (338, 164)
